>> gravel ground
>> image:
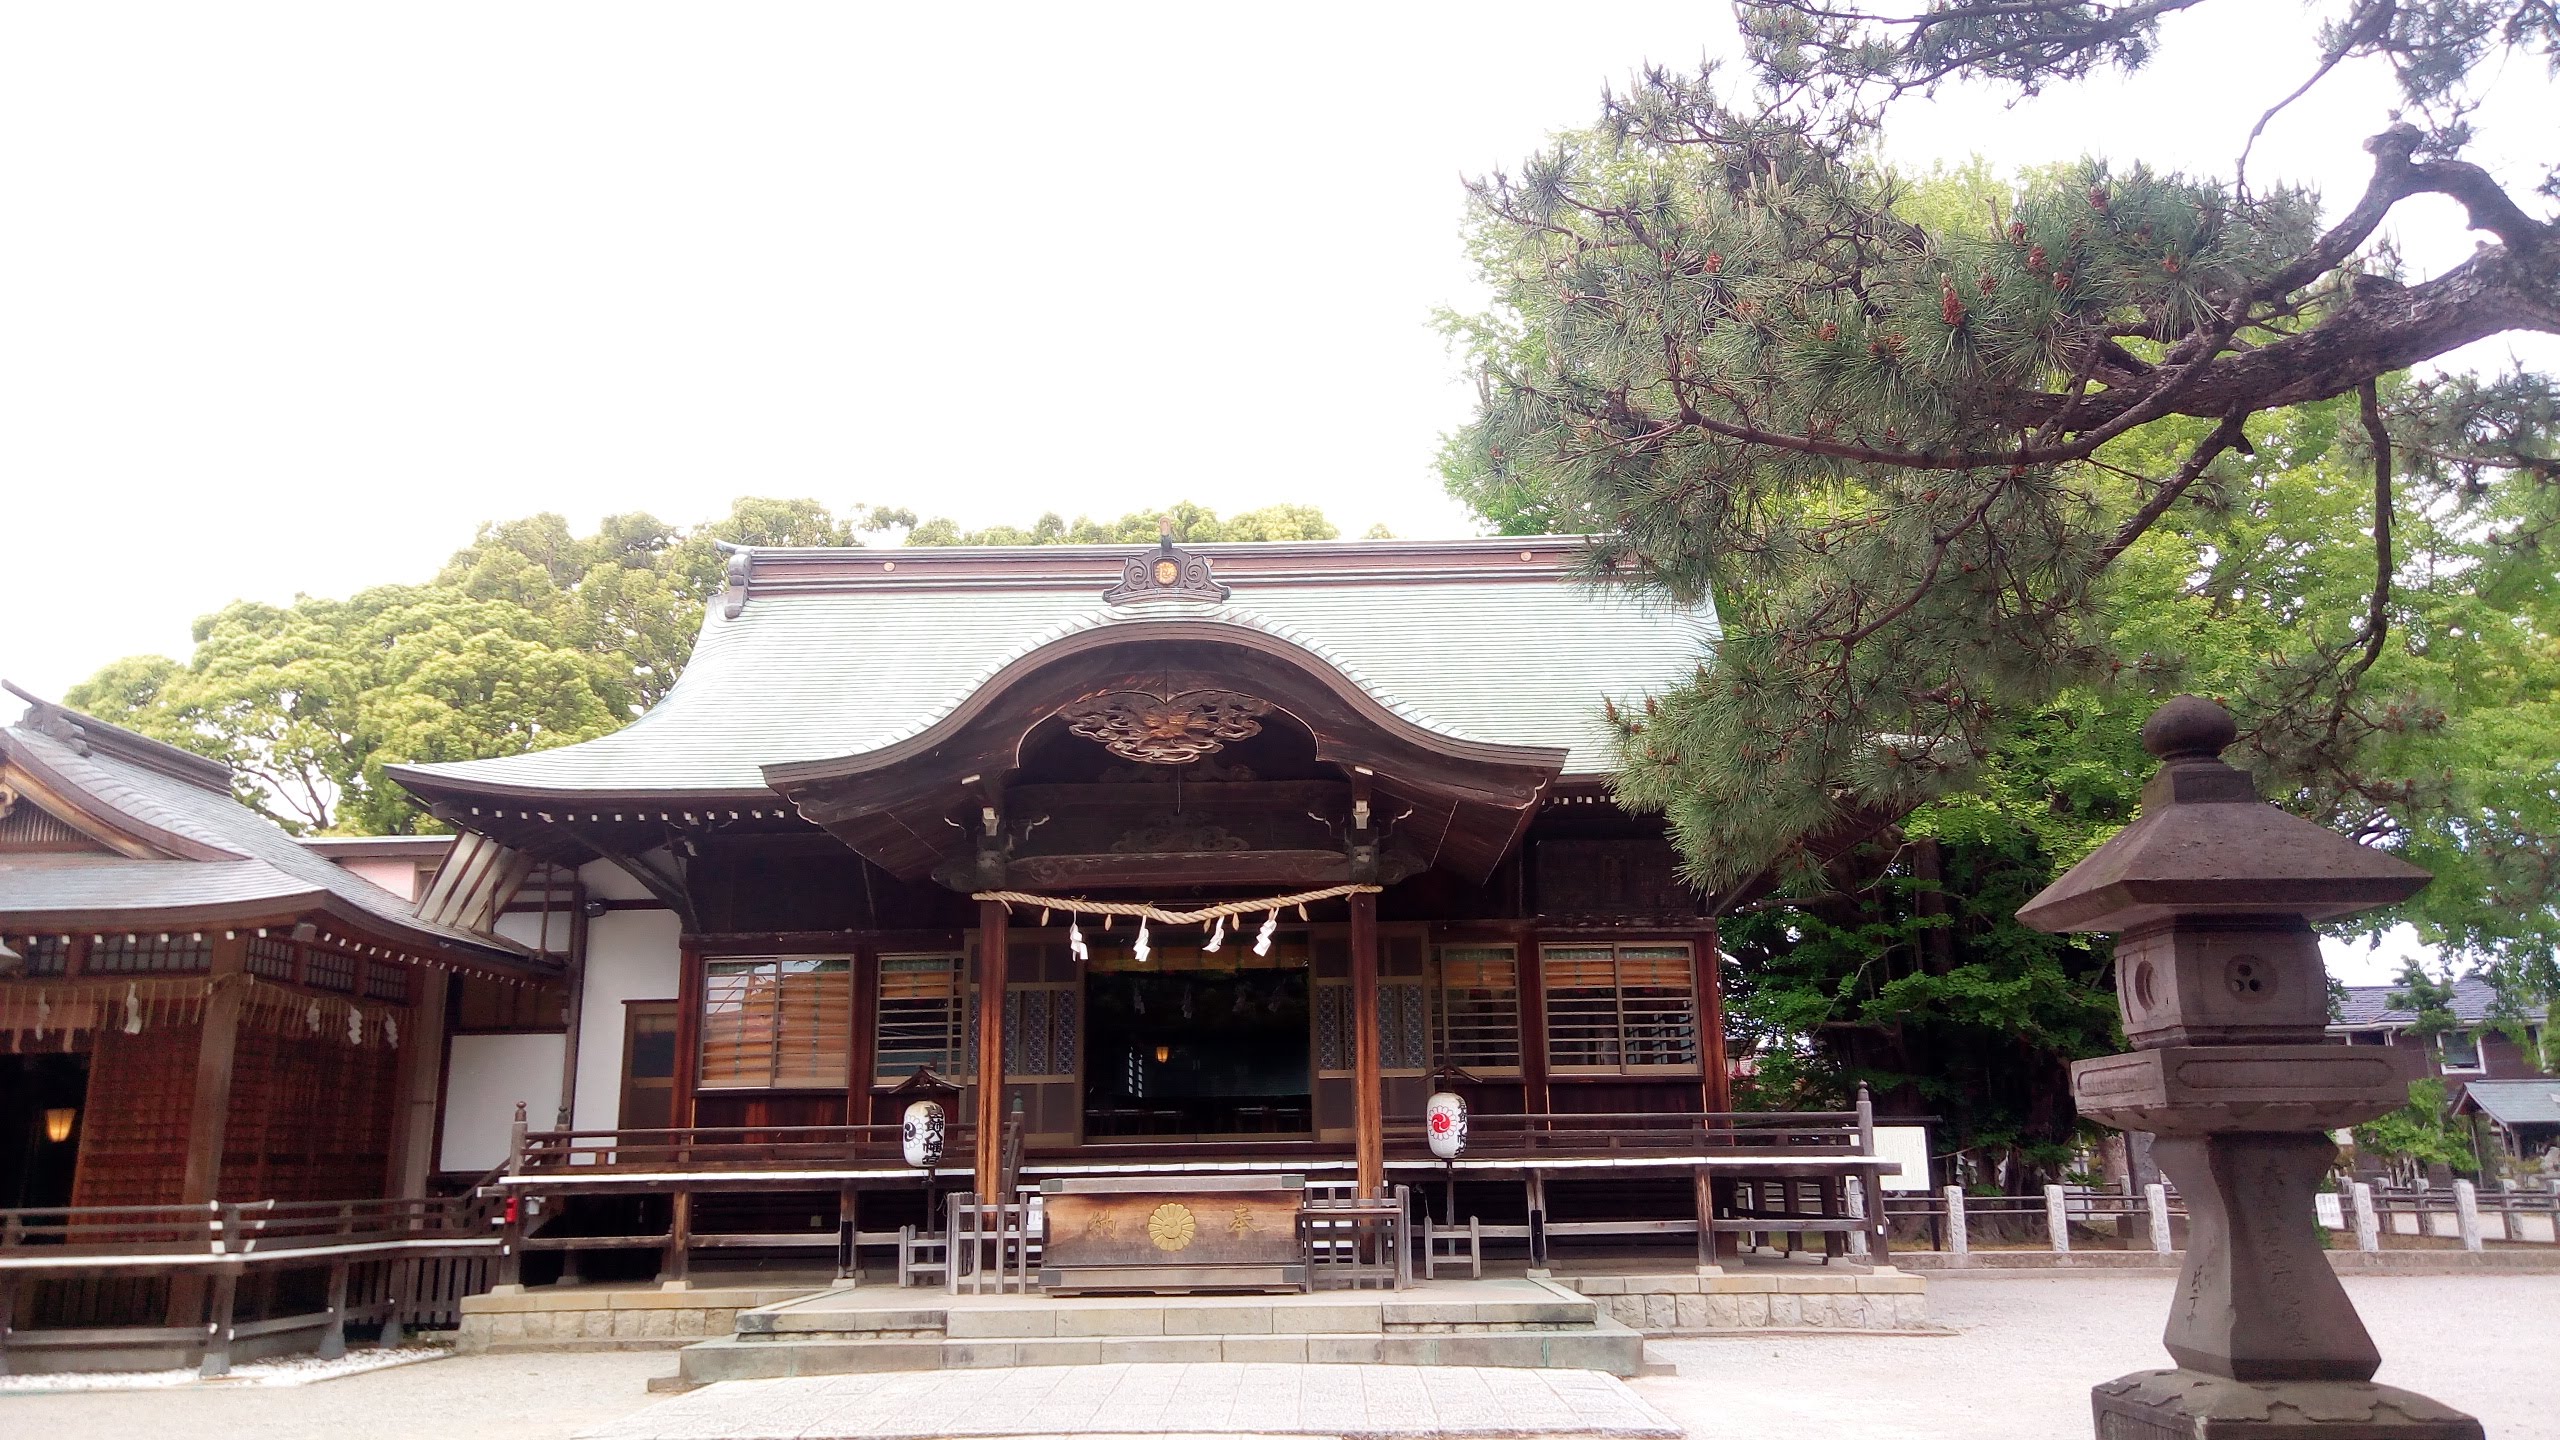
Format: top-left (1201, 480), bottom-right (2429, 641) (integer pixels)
top-left (5, 1272), bottom-right (2550, 1439)
top-left (1635, 1271), bottom-right (2560, 1440)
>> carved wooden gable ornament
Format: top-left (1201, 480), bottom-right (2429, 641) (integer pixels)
top-left (1103, 526), bottom-right (1231, 606)
top-left (1059, 690), bottom-right (1271, 766)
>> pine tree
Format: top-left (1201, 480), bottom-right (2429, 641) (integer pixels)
top-left (1444, 1), bottom-right (2560, 901)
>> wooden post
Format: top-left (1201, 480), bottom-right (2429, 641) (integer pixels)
top-left (320, 1258), bottom-right (350, 1359)
top-left (973, 900), bottom-right (1009, 1207)
top-left (837, 1182), bottom-right (860, 1284)
top-left (167, 935), bottom-right (250, 1331)
top-left (562, 873), bottom-right (591, 1125)
top-left (181, 934), bottom-right (252, 1204)
top-left (1696, 919), bottom-right (1731, 1115)
top-left (1348, 890), bottom-right (1385, 1199)
top-left (198, 1265), bottom-right (239, 1378)
top-left (662, 1190), bottom-right (693, 1287)
top-left (1514, 926), bottom-right (1551, 1116)
top-left (847, 944), bottom-right (880, 1127)
top-left (380, 1257), bottom-right (408, 1348)
top-left (671, 938), bottom-right (705, 1137)
top-left (1693, 1165), bottom-right (1718, 1271)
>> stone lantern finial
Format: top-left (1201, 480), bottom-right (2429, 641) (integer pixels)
top-left (2019, 696), bottom-right (2480, 1439)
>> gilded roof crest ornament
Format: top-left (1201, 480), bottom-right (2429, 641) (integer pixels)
top-left (1102, 519), bottom-right (1231, 605)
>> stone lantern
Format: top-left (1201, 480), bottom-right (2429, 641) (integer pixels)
top-left (2017, 696), bottom-right (2481, 1439)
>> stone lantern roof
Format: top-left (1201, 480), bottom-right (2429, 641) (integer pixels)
top-left (2016, 696), bottom-right (2429, 934)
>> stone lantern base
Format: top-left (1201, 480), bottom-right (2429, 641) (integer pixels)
top-left (2093, 1370), bottom-right (2483, 1438)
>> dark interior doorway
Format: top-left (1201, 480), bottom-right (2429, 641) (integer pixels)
top-left (1083, 967), bottom-right (1310, 1138)
top-left (1, 1052), bottom-right (91, 1210)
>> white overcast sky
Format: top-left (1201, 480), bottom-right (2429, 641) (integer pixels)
top-left (2, 4), bottom-right (2549, 981)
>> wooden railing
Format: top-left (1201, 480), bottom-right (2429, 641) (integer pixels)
top-left (1412, 1109), bottom-right (1868, 1158)
top-left (512, 1122), bottom-right (979, 1175)
top-left (0, 1194), bottom-right (505, 1375)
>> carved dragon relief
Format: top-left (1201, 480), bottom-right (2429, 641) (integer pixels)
top-left (1057, 690), bottom-right (1271, 766)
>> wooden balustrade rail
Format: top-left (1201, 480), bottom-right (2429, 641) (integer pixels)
top-left (1421, 1110), bottom-right (1868, 1157)
top-left (512, 1123), bottom-right (981, 1174)
top-left (0, 1195), bottom-right (508, 1377)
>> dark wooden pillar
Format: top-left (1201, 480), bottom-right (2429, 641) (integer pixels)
top-left (1350, 891), bottom-right (1384, 1200)
top-left (671, 938), bottom-right (704, 1132)
top-left (181, 934), bottom-right (252, 1204)
top-left (974, 900), bottom-right (1009, 1205)
top-left (1515, 926), bottom-right (1551, 1116)
top-left (1697, 919), bottom-right (1731, 1115)
top-left (847, 944), bottom-right (880, 1127)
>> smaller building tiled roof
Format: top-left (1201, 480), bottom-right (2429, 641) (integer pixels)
top-left (2331, 976), bottom-right (2545, 1028)
top-left (0, 691), bottom-right (528, 966)
top-left (2455, 1079), bottom-right (2560, 1129)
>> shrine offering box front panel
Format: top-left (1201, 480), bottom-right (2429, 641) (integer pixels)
top-left (1038, 1173), bottom-right (1306, 1293)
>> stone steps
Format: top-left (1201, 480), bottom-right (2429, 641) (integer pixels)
top-left (673, 1279), bottom-right (1646, 1385)
top-left (677, 1319), bottom-right (1646, 1383)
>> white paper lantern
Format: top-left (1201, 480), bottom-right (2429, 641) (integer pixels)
top-left (902, 1099), bottom-right (947, 1169)
top-left (1425, 1090), bottom-right (1469, 1161)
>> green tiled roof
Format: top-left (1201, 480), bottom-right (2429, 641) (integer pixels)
top-left (395, 539), bottom-right (1718, 797)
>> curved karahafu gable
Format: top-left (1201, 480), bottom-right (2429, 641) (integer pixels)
top-left (389, 537), bottom-right (1718, 803)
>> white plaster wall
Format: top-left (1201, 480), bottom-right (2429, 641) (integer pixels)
top-left (440, 1033), bottom-right (565, 1171)
top-left (571, 861), bottom-right (682, 1132)
top-left (491, 906), bottom-right (572, 959)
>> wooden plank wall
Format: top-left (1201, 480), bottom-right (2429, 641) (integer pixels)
top-left (222, 1026), bottom-right (401, 1202)
top-left (70, 1025), bottom-right (199, 1207)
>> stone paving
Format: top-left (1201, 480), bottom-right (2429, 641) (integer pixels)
top-left (574, 1363), bottom-right (1683, 1440)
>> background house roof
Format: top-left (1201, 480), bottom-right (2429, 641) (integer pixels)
top-left (2455, 1079), bottom-right (2560, 1129)
top-left (2331, 976), bottom-right (2545, 1028)
top-left (394, 537), bottom-right (1719, 798)
top-left (0, 697), bottom-right (525, 962)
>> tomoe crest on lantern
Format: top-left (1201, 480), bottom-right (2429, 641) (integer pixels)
top-left (901, 1099), bottom-right (947, 1169)
top-left (1425, 1091), bottom-right (1469, 1161)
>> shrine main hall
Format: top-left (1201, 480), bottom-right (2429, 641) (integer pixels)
top-left (390, 533), bottom-right (1779, 1231)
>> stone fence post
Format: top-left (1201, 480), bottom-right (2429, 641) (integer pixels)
top-left (1943, 1185), bottom-right (1968, 1256)
top-left (2145, 1182), bottom-right (2173, 1255)
top-left (2351, 1181), bottom-right (2381, 1253)
top-left (2453, 1180), bottom-right (2482, 1253)
top-left (2045, 1184), bottom-right (2071, 1254)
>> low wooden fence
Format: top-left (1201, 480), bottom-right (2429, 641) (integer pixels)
top-left (0, 1195), bottom-right (506, 1375)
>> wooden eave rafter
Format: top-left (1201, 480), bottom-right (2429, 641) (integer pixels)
top-left (762, 625), bottom-right (1565, 887)
top-left (0, 893), bottom-right (558, 987)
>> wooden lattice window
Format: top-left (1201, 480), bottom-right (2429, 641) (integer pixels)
top-left (700, 956), bottom-right (851, 1090)
top-left (85, 935), bottom-right (210, 975)
top-left (1541, 942), bottom-right (1701, 1075)
top-left (11, 936), bottom-right (70, 977)
top-left (362, 961), bottom-right (413, 1004)
top-left (874, 953), bottom-right (969, 1083)
top-left (304, 947), bottom-right (358, 992)
top-left (246, 937), bottom-right (298, 980)
top-left (1431, 945), bottom-right (1522, 1075)
top-left (1312, 977), bottom-right (1430, 1076)
top-left (1003, 983), bottom-right (1078, 1081)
